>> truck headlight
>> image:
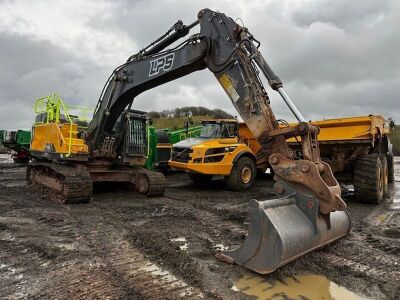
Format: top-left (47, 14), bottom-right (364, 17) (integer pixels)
top-left (225, 146), bottom-right (237, 152)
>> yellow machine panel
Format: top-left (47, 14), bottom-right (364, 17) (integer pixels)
top-left (169, 137), bottom-right (253, 175)
top-left (30, 94), bottom-right (92, 159)
top-left (286, 115), bottom-right (389, 143)
top-left (168, 119), bottom-right (264, 178)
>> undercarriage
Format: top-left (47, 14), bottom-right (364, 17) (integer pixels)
top-left (27, 161), bottom-right (166, 203)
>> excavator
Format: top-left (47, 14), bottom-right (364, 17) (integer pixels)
top-left (28, 9), bottom-right (351, 274)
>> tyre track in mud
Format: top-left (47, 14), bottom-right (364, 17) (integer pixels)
top-left (0, 184), bottom-right (203, 298)
top-left (92, 192), bottom-right (247, 299)
top-left (64, 202), bottom-right (204, 299)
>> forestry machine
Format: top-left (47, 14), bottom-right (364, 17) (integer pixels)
top-left (28, 9), bottom-right (351, 274)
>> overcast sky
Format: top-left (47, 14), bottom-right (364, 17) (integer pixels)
top-left (0, 0), bottom-right (399, 130)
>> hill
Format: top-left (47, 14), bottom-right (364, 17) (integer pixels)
top-left (151, 116), bottom-right (209, 130)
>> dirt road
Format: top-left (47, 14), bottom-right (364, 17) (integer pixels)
top-left (0, 154), bottom-right (399, 299)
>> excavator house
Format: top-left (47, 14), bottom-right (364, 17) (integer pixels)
top-left (27, 9), bottom-right (351, 274)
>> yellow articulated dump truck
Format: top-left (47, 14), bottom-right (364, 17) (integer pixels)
top-left (287, 115), bottom-right (393, 204)
top-left (170, 115), bottom-right (394, 203)
top-left (168, 119), bottom-right (268, 191)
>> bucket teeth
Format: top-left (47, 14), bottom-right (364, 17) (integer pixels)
top-left (219, 182), bottom-right (351, 274)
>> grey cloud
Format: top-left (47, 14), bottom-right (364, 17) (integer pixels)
top-left (291, 0), bottom-right (393, 30)
top-left (0, 32), bottom-right (111, 129)
top-left (0, 0), bottom-right (399, 131)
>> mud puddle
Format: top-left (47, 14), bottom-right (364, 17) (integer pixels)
top-left (0, 153), bottom-right (12, 164)
top-left (232, 273), bottom-right (370, 300)
top-left (0, 160), bottom-right (26, 187)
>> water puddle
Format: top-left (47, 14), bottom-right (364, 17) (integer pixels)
top-left (232, 274), bottom-right (370, 300)
top-left (0, 181), bottom-right (26, 187)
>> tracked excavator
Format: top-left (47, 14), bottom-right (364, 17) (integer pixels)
top-left (28, 9), bottom-right (351, 274)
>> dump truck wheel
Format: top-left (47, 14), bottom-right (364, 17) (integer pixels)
top-left (387, 154), bottom-right (395, 183)
top-left (226, 156), bottom-right (256, 191)
top-left (380, 156), bottom-right (389, 197)
top-left (188, 173), bottom-right (213, 185)
top-left (353, 154), bottom-right (384, 204)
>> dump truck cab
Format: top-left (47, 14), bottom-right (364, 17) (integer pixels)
top-left (169, 119), bottom-right (264, 190)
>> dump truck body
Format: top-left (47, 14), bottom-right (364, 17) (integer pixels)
top-left (287, 115), bottom-right (393, 203)
top-left (287, 115), bottom-right (389, 172)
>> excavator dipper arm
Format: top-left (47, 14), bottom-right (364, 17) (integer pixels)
top-left (85, 8), bottom-right (351, 274)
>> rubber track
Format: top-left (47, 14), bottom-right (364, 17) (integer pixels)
top-left (27, 162), bottom-right (92, 204)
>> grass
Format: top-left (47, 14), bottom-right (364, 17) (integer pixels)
top-left (151, 116), bottom-right (210, 130)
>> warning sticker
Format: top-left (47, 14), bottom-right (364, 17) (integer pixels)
top-left (218, 74), bottom-right (240, 102)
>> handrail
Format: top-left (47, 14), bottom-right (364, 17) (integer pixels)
top-left (33, 93), bottom-right (93, 156)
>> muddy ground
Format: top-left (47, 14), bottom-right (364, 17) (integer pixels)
top-left (0, 153), bottom-right (399, 299)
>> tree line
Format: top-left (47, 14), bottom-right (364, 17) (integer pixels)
top-left (148, 106), bottom-right (233, 119)
top-left (388, 117), bottom-right (400, 156)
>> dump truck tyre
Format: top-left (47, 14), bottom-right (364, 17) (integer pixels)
top-left (188, 173), bottom-right (213, 185)
top-left (226, 156), bottom-right (256, 191)
top-left (353, 154), bottom-right (384, 204)
top-left (380, 155), bottom-right (389, 197)
top-left (387, 154), bottom-right (395, 183)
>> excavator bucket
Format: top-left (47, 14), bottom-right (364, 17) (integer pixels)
top-left (217, 183), bottom-right (351, 274)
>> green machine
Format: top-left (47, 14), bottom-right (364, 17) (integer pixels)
top-left (145, 125), bottom-right (202, 172)
top-left (1, 129), bottom-right (31, 163)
